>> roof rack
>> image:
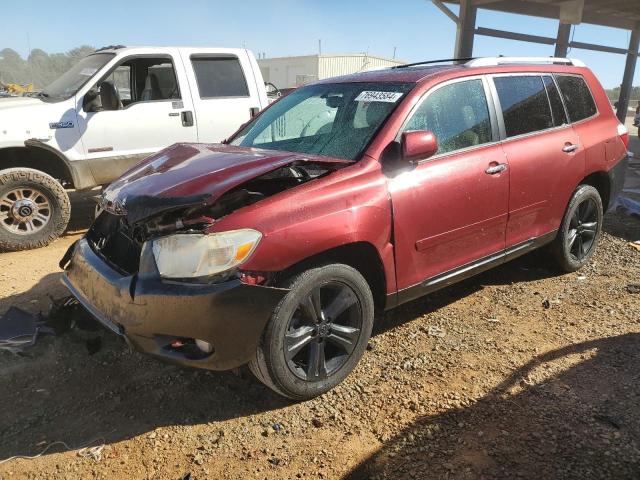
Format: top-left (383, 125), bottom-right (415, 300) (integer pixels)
top-left (465, 57), bottom-right (586, 67)
top-left (392, 57), bottom-right (476, 69)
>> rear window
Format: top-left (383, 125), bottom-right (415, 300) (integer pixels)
top-left (494, 76), bottom-right (553, 138)
top-left (191, 56), bottom-right (249, 98)
top-left (555, 75), bottom-right (597, 122)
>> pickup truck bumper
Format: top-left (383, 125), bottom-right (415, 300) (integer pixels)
top-left (61, 238), bottom-right (287, 370)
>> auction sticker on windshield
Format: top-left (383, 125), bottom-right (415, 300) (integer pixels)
top-left (355, 91), bottom-right (403, 102)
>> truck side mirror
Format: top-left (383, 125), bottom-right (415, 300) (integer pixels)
top-left (83, 87), bottom-right (100, 112)
top-left (401, 131), bottom-right (438, 163)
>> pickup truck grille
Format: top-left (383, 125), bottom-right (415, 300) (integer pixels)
top-left (88, 213), bottom-right (142, 275)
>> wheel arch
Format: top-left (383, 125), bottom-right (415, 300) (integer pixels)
top-left (0, 145), bottom-right (75, 188)
top-left (273, 241), bottom-right (387, 312)
top-left (579, 171), bottom-right (610, 211)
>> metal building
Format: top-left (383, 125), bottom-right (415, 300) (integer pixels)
top-left (433, 0), bottom-right (639, 123)
top-left (257, 54), bottom-right (404, 89)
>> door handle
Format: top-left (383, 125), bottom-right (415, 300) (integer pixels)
top-left (168, 112), bottom-right (179, 117)
top-left (485, 163), bottom-right (507, 175)
top-left (562, 143), bottom-right (579, 153)
top-left (181, 111), bottom-right (194, 127)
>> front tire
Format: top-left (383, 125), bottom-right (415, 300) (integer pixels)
top-left (250, 264), bottom-right (375, 400)
top-left (550, 184), bottom-right (603, 272)
top-left (0, 168), bottom-right (71, 251)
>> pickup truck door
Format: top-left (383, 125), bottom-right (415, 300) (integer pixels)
top-left (389, 77), bottom-right (509, 301)
top-left (177, 48), bottom-right (266, 143)
top-left (76, 49), bottom-right (198, 185)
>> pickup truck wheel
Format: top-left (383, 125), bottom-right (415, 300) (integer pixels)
top-left (550, 184), bottom-right (603, 272)
top-left (249, 264), bottom-right (374, 400)
top-left (0, 168), bottom-right (71, 251)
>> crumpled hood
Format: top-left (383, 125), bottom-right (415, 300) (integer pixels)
top-left (102, 142), bottom-right (351, 223)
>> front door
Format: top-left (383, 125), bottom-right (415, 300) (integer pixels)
top-left (389, 77), bottom-right (509, 298)
top-left (77, 51), bottom-right (198, 185)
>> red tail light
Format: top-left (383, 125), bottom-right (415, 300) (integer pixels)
top-left (618, 123), bottom-right (629, 149)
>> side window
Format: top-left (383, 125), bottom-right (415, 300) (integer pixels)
top-left (403, 79), bottom-right (492, 155)
top-left (143, 61), bottom-right (180, 100)
top-left (105, 65), bottom-right (131, 102)
top-left (542, 76), bottom-right (568, 127)
top-left (494, 76), bottom-right (553, 137)
top-left (555, 75), bottom-right (597, 122)
top-left (191, 56), bottom-right (249, 98)
top-left (91, 57), bottom-right (180, 112)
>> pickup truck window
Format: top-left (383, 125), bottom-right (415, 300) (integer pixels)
top-left (104, 65), bottom-right (131, 101)
top-left (41, 53), bottom-right (115, 101)
top-left (191, 56), bottom-right (249, 98)
top-left (96, 57), bottom-right (181, 110)
top-left (231, 82), bottom-right (413, 161)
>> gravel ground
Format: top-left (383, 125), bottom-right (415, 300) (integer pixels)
top-left (0, 160), bottom-right (639, 479)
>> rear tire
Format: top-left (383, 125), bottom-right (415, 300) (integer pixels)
top-left (550, 184), bottom-right (603, 272)
top-left (0, 168), bottom-right (71, 251)
top-left (250, 263), bottom-right (374, 400)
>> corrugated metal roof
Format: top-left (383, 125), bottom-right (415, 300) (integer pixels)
top-left (444, 0), bottom-right (640, 30)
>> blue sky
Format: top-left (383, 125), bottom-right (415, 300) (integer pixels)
top-left (0, 0), bottom-right (637, 89)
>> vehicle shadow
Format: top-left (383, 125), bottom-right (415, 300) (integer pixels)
top-left (345, 333), bottom-right (640, 479)
top-left (0, 246), bottom-right (559, 463)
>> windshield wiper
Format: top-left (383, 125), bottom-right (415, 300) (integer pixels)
top-left (37, 91), bottom-right (49, 98)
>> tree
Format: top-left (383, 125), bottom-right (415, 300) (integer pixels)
top-left (0, 45), bottom-right (95, 89)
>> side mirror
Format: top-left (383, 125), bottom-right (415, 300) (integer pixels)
top-left (401, 130), bottom-right (438, 163)
top-left (83, 87), bottom-right (100, 112)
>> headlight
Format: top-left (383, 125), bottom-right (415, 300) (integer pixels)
top-left (151, 229), bottom-right (262, 279)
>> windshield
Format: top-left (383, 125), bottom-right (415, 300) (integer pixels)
top-left (231, 82), bottom-right (413, 161)
top-left (41, 53), bottom-right (115, 100)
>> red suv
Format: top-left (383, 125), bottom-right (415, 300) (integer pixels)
top-left (61, 57), bottom-right (629, 400)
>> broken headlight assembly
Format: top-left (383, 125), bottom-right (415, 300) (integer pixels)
top-left (150, 229), bottom-right (262, 280)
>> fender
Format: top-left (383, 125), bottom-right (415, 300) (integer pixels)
top-left (212, 157), bottom-right (398, 296)
top-left (23, 139), bottom-right (97, 190)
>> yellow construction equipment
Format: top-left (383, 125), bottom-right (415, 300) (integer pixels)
top-left (0, 82), bottom-right (34, 95)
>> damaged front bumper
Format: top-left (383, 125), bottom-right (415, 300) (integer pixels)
top-left (61, 238), bottom-right (287, 370)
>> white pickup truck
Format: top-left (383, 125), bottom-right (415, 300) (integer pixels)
top-left (0, 45), bottom-right (269, 250)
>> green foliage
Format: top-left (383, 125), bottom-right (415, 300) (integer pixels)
top-left (0, 46), bottom-right (95, 89)
top-left (605, 85), bottom-right (640, 103)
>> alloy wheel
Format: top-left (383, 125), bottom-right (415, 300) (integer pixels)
top-left (567, 197), bottom-right (598, 261)
top-left (0, 187), bottom-right (52, 235)
top-left (284, 281), bottom-right (363, 381)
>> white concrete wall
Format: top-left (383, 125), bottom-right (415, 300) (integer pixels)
top-left (318, 55), bottom-right (404, 80)
top-left (258, 56), bottom-right (319, 89)
top-left (258, 54), bottom-right (404, 89)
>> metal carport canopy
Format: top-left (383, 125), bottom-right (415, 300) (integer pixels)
top-left (436, 0), bottom-right (640, 122)
top-left (445, 0), bottom-right (640, 31)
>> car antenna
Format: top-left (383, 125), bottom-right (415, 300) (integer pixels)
top-left (392, 57), bottom-right (477, 69)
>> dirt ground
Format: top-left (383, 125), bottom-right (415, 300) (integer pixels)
top-left (1, 137), bottom-right (639, 479)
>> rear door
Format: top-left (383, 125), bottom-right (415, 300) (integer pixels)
top-left (390, 77), bottom-right (510, 296)
top-left (490, 74), bottom-right (585, 247)
top-left (77, 49), bottom-right (198, 184)
top-left (178, 49), bottom-right (265, 142)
